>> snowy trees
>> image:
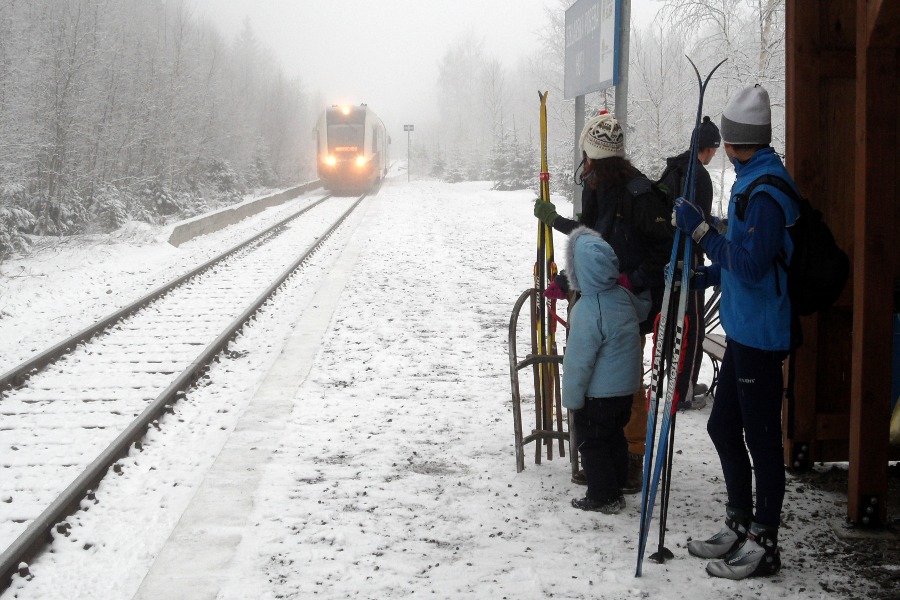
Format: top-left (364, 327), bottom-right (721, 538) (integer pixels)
top-left (0, 0), bottom-right (312, 256)
top-left (629, 21), bottom-right (696, 178)
top-left (633, 0), bottom-right (786, 214)
top-left (521, 0), bottom-right (786, 212)
top-left (432, 35), bottom-right (535, 190)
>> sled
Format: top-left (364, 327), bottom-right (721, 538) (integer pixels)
top-left (508, 287), bottom-right (572, 474)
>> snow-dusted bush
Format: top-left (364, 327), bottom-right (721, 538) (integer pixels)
top-left (30, 193), bottom-right (87, 237)
top-left (138, 181), bottom-right (182, 217)
top-left (549, 163), bottom-right (575, 203)
top-left (247, 147), bottom-right (278, 189)
top-left (90, 186), bottom-right (130, 233)
top-left (205, 159), bottom-right (245, 204)
top-left (0, 182), bottom-right (34, 258)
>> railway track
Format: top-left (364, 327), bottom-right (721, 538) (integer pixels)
top-left (0, 193), bottom-right (367, 588)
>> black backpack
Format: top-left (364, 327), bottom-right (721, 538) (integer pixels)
top-left (735, 175), bottom-right (850, 316)
top-left (655, 163), bottom-right (685, 208)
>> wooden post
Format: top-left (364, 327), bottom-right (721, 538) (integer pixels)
top-left (849, 0), bottom-right (898, 526)
top-left (784, 0), bottom-right (822, 469)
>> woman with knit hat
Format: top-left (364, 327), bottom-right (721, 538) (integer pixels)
top-left (672, 84), bottom-right (799, 580)
top-left (534, 111), bottom-right (674, 496)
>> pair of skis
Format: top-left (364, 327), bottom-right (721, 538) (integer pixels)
top-left (533, 91), bottom-right (562, 457)
top-left (635, 58), bottom-right (726, 577)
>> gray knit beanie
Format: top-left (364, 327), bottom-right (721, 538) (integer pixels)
top-left (721, 84), bottom-right (771, 145)
top-left (579, 111), bottom-right (626, 160)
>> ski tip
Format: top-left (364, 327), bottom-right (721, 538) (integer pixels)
top-left (686, 55), bottom-right (699, 75)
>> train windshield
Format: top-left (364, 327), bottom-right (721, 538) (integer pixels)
top-left (327, 124), bottom-right (364, 152)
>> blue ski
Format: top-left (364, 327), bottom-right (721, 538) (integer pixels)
top-left (635, 57), bottom-right (727, 577)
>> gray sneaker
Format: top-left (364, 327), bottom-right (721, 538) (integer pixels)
top-left (678, 383), bottom-right (709, 411)
top-left (688, 506), bottom-right (751, 558)
top-left (705, 523), bottom-right (781, 580)
top-left (689, 393), bottom-right (708, 410)
top-left (688, 523), bottom-right (742, 557)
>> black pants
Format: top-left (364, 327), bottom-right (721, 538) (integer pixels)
top-left (708, 339), bottom-right (788, 527)
top-left (574, 395), bottom-right (633, 503)
top-left (675, 289), bottom-right (705, 404)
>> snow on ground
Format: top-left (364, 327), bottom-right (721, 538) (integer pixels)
top-left (0, 188), bottom-right (317, 374)
top-left (0, 175), bottom-right (876, 599)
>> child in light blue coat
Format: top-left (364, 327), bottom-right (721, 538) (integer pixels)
top-left (563, 227), bottom-right (646, 514)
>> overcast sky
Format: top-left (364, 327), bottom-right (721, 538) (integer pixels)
top-left (191, 0), bottom-right (661, 136)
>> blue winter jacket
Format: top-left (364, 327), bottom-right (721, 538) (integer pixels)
top-left (562, 227), bottom-right (646, 410)
top-left (699, 147), bottom-right (800, 351)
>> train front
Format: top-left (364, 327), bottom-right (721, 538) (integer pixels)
top-left (317, 105), bottom-right (375, 192)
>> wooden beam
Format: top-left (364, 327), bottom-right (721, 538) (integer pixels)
top-left (784, 0), bottom-right (823, 468)
top-left (815, 413), bottom-right (850, 440)
top-left (867, 0), bottom-right (900, 47)
top-left (819, 50), bottom-right (856, 79)
top-left (849, 0), bottom-right (898, 526)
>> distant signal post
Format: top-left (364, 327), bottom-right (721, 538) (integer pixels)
top-left (404, 124), bottom-right (414, 182)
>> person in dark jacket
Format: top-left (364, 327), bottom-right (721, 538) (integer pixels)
top-left (659, 116), bottom-right (721, 411)
top-left (534, 111), bottom-right (674, 493)
top-left (562, 227), bottom-right (647, 514)
top-left (672, 84), bottom-right (798, 580)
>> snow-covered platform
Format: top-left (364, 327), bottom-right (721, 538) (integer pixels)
top-left (133, 196), bottom-right (372, 599)
top-left (1, 179), bottom-right (885, 600)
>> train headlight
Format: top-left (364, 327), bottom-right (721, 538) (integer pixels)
top-left (355, 156), bottom-right (368, 167)
top-left (340, 105), bottom-right (351, 116)
top-left (325, 155), bottom-right (336, 167)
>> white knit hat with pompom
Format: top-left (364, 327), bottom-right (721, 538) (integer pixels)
top-left (579, 111), bottom-right (625, 160)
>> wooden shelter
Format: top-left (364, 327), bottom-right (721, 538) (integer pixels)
top-left (785, 0), bottom-right (899, 526)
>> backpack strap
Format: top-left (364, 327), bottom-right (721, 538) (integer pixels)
top-left (734, 174), bottom-right (802, 298)
top-left (733, 174), bottom-right (800, 221)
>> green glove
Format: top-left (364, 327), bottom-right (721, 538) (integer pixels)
top-left (533, 199), bottom-right (559, 226)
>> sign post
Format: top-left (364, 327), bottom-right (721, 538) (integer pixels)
top-left (564, 0), bottom-right (626, 213)
top-left (564, 0), bottom-right (619, 99)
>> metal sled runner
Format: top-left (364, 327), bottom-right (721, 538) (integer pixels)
top-left (508, 287), bottom-right (572, 474)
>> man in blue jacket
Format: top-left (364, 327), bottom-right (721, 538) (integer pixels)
top-left (671, 84), bottom-right (799, 580)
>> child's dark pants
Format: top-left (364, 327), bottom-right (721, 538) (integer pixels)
top-left (574, 394), bottom-right (634, 503)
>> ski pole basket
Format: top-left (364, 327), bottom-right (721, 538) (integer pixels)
top-left (508, 287), bottom-right (571, 473)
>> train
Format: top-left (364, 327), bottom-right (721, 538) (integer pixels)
top-left (314, 104), bottom-right (390, 193)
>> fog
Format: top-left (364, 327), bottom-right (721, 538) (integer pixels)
top-left (190, 0), bottom-right (661, 142)
top-left (0, 0), bottom-right (785, 258)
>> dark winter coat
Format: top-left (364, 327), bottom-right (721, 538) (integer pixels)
top-left (553, 176), bottom-right (674, 334)
top-left (660, 150), bottom-right (714, 219)
top-left (660, 151), bottom-right (715, 265)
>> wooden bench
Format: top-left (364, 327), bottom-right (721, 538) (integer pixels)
top-left (700, 333), bottom-right (725, 395)
top-left (702, 332), bottom-right (726, 361)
